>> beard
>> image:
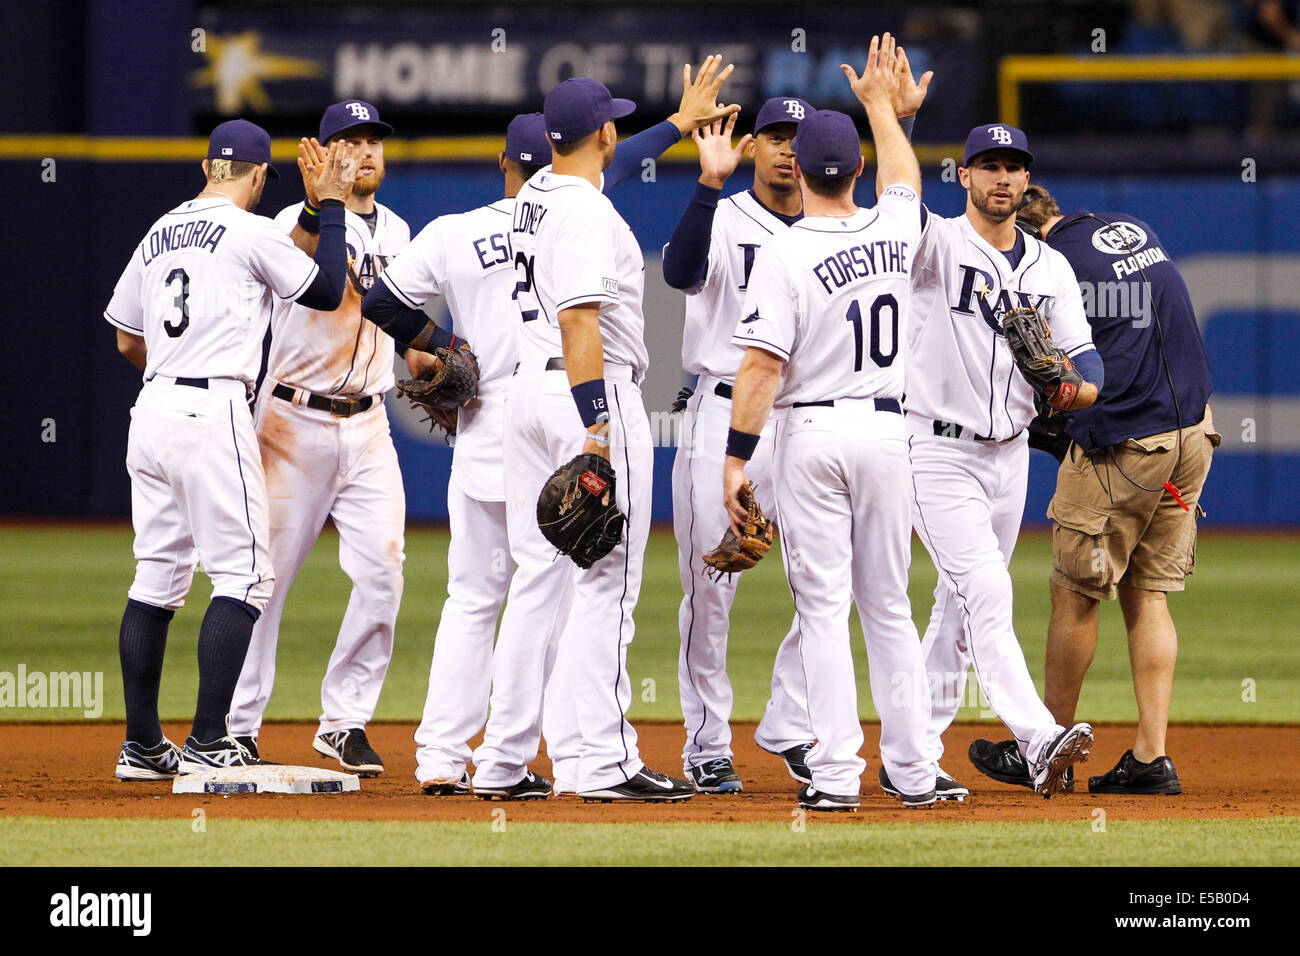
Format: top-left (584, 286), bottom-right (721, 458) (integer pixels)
top-left (351, 166), bottom-right (385, 197)
top-left (970, 182), bottom-right (1021, 221)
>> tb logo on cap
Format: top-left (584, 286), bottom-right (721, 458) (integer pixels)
top-left (347, 102), bottom-right (372, 120)
top-left (784, 99), bottom-right (806, 120)
top-left (987, 126), bottom-right (1013, 145)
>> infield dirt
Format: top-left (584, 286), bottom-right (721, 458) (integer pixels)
top-left (3, 722), bottom-right (1295, 824)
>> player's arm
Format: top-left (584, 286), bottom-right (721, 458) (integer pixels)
top-left (287, 137), bottom-right (327, 254)
top-left (723, 345), bottom-right (785, 533)
top-left (842, 34), bottom-right (923, 197)
top-left (1051, 267), bottom-right (1102, 410)
top-left (364, 217), bottom-right (453, 357)
top-left (871, 41), bottom-right (931, 199)
top-left (277, 140), bottom-right (354, 311)
top-left (116, 329), bottom-right (146, 370)
top-left (558, 303), bottom-right (611, 459)
top-left (662, 112), bottom-right (751, 291)
top-left (605, 54), bottom-right (740, 191)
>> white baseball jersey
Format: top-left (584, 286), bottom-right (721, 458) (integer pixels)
top-left (267, 201), bottom-right (410, 396)
top-left (906, 207), bottom-right (1093, 439)
top-left (512, 168), bottom-right (649, 380)
top-left (734, 185), bottom-right (921, 407)
top-left (675, 189), bottom-right (799, 381)
top-left (105, 195), bottom-right (317, 383)
top-left (380, 197), bottom-right (518, 502)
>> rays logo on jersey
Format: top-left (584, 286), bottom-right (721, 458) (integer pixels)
top-left (951, 264), bottom-right (1052, 332)
top-left (1091, 221), bottom-right (1148, 255)
top-left (346, 243), bottom-right (388, 291)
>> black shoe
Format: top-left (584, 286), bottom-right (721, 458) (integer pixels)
top-left (797, 784), bottom-right (859, 812)
top-left (762, 742), bottom-right (814, 785)
top-left (179, 734), bottom-right (260, 774)
top-left (580, 767), bottom-right (694, 802)
top-left (1089, 750), bottom-right (1183, 795)
top-left (688, 757), bottom-right (743, 794)
top-left (474, 769), bottom-right (551, 801)
top-left (422, 771), bottom-right (471, 796)
top-left (233, 736), bottom-right (283, 766)
top-left (968, 738), bottom-right (1075, 792)
top-left (313, 728), bottom-right (384, 776)
top-left (879, 765), bottom-right (967, 803)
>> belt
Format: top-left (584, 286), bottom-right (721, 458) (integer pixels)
top-left (931, 419), bottom-right (1022, 443)
top-left (513, 357), bottom-right (566, 375)
top-left (271, 383), bottom-right (378, 418)
top-left (714, 382), bottom-right (733, 400)
top-left (792, 398), bottom-right (901, 414)
top-left (176, 377), bottom-right (208, 389)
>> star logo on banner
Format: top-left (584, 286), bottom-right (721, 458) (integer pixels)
top-left (190, 31), bottom-right (322, 114)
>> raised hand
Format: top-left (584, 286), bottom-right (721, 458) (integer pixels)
top-left (841, 33), bottom-right (903, 111)
top-left (313, 139), bottom-right (356, 204)
top-left (694, 112), bottom-right (753, 189)
top-left (669, 54), bottom-right (742, 135)
top-left (296, 137), bottom-right (328, 206)
top-left (893, 45), bottom-right (933, 117)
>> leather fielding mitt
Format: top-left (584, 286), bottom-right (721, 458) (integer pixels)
top-left (1027, 393), bottom-right (1074, 463)
top-left (536, 453), bottom-right (626, 569)
top-left (703, 481), bottom-right (775, 578)
top-left (396, 346), bottom-right (480, 437)
top-left (1001, 306), bottom-right (1084, 411)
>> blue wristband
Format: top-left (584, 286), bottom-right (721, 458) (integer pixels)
top-left (297, 202), bottom-right (321, 235)
top-left (899, 113), bottom-right (917, 141)
top-left (726, 428), bottom-right (760, 461)
top-left (571, 378), bottom-right (609, 428)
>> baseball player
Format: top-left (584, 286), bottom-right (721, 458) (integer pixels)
top-left (465, 66), bottom-right (740, 802)
top-left (969, 185), bottom-right (1218, 795)
top-left (662, 95), bottom-right (811, 793)
top-left (107, 120), bottom-right (353, 779)
top-left (904, 120), bottom-right (1105, 796)
top-left (725, 37), bottom-right (933, 811)
top-left (363, 103), bottom-right (705, 796)
top-left (227, 101), bottom-right (409, 777)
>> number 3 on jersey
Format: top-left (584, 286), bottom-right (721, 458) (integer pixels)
top-left (164, 267), bottom-right (190, 338)
top-left (845, 293), bottom-right (898, 371)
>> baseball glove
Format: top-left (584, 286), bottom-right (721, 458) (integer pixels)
top-left (703, 481), bottom-right (775, 578)
top-left (536, 453), bottom-right (626, 569)
top-left (395, 346), bottom-right (480, 435)
top-left (1027, 394), bottom-right (1073, 463)
top-left (1001, 307), bottom-right (1084, 411)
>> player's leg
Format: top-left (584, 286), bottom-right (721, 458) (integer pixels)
top-left (317, 409), bottom-right (407, 742)
top-left (119, 391), bottom-right (197, 761)
top-left (850, 413), bottom-right (932, 798)
top-left (569, 380), bottom-right (652, 792)
top-left (229, 397), bottom-right (336, 741)
top-left (771, 415), bottom-right (863, 798)
top-left (908, 431), bottom-right (1059, 761)
top-left (918, 581), bottom-right (969, 765)
top-left (415, 482), bottom-right (512, 787)
top-left (175, 386), bottom-right (274, 745)
top-left (472, 375), bottom-right (578, 790)
top-left (673, 384), bottom-right (742, 773)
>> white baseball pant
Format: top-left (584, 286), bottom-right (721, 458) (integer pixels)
top-left (906, 417), bottom-right (1063, 764)
top-left (771, 401), bottom-right (931, 796)
top-left (126, 377), bottom-right (273, 613)
top-left (229, 391), bottom-right (405, 738)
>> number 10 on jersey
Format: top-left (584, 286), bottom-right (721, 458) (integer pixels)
top-left (845, 293), bottom-right (898, 371)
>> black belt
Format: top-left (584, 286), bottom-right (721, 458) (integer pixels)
top-left (176, 377), bottom-right (208, 389)
top-left (931, 419), bottom-right (1023, 442)
top-left (792, 398), bottom-right (901, 414)
top-left (271, 383), bottom-right (376, 418)
top-left (512, 357), bottom-right (566, 375)
top-left (714, 382), bottom-right (733, 400)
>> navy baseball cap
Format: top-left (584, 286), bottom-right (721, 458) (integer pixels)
top-left (207, 119), bottom-right (279, 178)
top-left (505, 113), bottom-right (551, 164)
top-left (792, 110), bottom-right (861, 177)
top-left (963, 123), bottom-right (1034, 166)
top-left (544, 78), bottom-right (635, 143)
top-left (319, 100), bottom-right (395, 144)
top-left (754, 96), bottom-right (813, 133)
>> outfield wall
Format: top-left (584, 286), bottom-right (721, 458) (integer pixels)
top-left (6, 160), bottom-right (1296, 525)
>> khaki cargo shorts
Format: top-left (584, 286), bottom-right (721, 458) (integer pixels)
top-left (1049, 405), bottom-right (1221, 600)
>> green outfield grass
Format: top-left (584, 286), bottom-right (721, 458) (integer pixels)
top-left (2, 816), bottom-right (1296, 866)
top-left (1, 526), bottom-right (1296, 723)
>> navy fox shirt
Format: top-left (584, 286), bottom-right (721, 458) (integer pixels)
top-left (1044, 211), bottom-right (1213, 450)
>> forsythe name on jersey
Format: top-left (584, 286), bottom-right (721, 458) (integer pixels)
top-left (141, 219), bottom-right (227, 266)
top-left (813, 239), bottom-right (910, 295)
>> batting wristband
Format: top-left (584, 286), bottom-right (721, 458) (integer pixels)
top-left (726, 428), bottom-right (761, 461)
top-left (297, 201), bottom-right (321, 235)
top-left (571, 378), bottom-right (609, 428)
